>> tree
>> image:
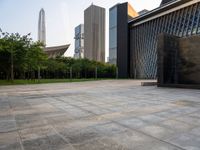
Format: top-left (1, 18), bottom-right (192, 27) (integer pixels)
top-left (26, 41), bottom-right (47, 79)
top-left (0, 30), bottom-right (47, 81)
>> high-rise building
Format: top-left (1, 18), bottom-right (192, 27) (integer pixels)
top-left (74, 24), bottom-right (84, 59)
top-left (38, 8), bottom-right (46, 45)
top-left (37, 8), bottom-right (70, 58)
top-left (110, 0), bottom-right (200, 79)
top-left (84, 4), bottom-right (105, 62)
top-left (109, 2), bottom-right (138, 78)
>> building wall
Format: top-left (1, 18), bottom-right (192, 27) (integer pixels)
top-left (84, 5), bottom-right (105, 62)
top-left (129, 1), bottom-right (200, 79)
top-left (179, 35), bottom-right (200, 84)
top-left (74, 24), bottom-right (84, 59)
top-left (157, 34), bottom-right (200, 87)
top-left (109, 3), bottom-right (138, 78)
top-left (157, 34), bottom-right (179, 85)
top-left (117, 3), bottom-right (130, 78)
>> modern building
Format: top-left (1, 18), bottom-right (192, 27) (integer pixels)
top-left (38, 8), bottom-right (46, 45)
top-left (45, 45), bottom-right (70, 58)
top-left (110, 0), bottom-right (200, 79)
top-left (38, 8), bottom-right (70, 58)
top-left (74, 24), bottom-right (84, 59)
top-left (109, 2), bottom-right (138, 78)
top-left (84, 4), bottom-right (105, 62)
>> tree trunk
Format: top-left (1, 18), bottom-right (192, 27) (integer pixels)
top-left (38, 67), bottom-right (40, 80)
top-left (11, 51), bottom-right (14, 82)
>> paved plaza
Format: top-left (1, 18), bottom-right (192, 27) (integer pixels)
top-left (0, 80), bottom-right (200, 150)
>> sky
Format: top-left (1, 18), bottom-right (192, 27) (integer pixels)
top-left (0, 0), bottom-right (162, 58)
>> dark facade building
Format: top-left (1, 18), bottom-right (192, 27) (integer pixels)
top-left (128, 0), bottom-right (200, 79)
top-left (109, 2), bottom-right (138, 78)
top-left (110, 0), bottom-right (200, 79)
top-left (157, 34), bottom-right (200, 88)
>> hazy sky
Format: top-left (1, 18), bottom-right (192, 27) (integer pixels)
top-left (0, 0), bottom-right (161, 58)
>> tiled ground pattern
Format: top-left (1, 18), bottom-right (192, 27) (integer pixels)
top-left (0, 80), bottom-right (200, 150)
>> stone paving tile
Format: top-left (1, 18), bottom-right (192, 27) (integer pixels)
top-left (110, 130), bottom-right (183, 150)
top-left (19, 125), bottom-right (56, 141)
top-left (0, 120), bottom-right (16, 133)
top-left (166, 133), bottom-right (200, 150)
top-left (138, 114), bottom-right (167, 123)
top-left (0, 131), bottom-right (22, 150)
top-left (116, 117), bottom-right (148, 129)
top-left (158, 119), bottom-right (195, 132)
top-left (0, 143), bottom-right (22, 150)
top-left (22, 134), bottom-right (72, 150)
top-left (93, 122), bottom-right (128, 136)
top-left (73, 137), bottom-right (126, 150)
top-left (0, 80), bottom-right (200, 150)
top-left (189, 127), bottom-right (200, 137)
top-left (59, 127), bottom-right (101, 145)
top-left (138, 124), bottom-right (178, 140)
top-left (175, 115), bottom-right (200, 126)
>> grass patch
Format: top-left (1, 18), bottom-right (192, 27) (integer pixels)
top-left (0, 79), bottom-right (103, 86)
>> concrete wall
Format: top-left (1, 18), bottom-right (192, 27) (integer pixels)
top-left (179, 36), bottom-right (200, 84)
top-left (157, 34), bottom-right (200, 88)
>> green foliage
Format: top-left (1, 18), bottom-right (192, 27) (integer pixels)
top-left (0, 30), bottom-right (116, 80)
top-left (0, 79), bottom-right (99, 86)
top-left (0, 29), bottom-right (47, 80)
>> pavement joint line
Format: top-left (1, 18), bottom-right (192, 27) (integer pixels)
top-left (7, 97), bottom-right (25, 150)
top-left (51, 124), bottom-right (76, 150)
top-left (110, 119), bottom-right (187, 150)
top-left (53, 97), bottom-right (100, 116)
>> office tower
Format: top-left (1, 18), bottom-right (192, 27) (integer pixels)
top-left (84, 4), bottom-right (105, 62)
top-left (38, 8), bottom-right (46, 45)
top-left (74, 24), bottom-right (84, 59)
top-left (109, 2), bottom-right (138, 78)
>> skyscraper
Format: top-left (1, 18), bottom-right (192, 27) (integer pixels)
top-left (38, 8), bottom-right (46, 45)
top-left (84, 4), bottom-right (105, 62)
top-left (37, 8), bottom-right (70, 58)
top-left (74, 24), bottom-right (84, 59)
top-left (109, 3), bottom-right (138, 78)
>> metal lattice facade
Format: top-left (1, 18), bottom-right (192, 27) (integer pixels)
top-left (129, 1), bottom-right (200, 79)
